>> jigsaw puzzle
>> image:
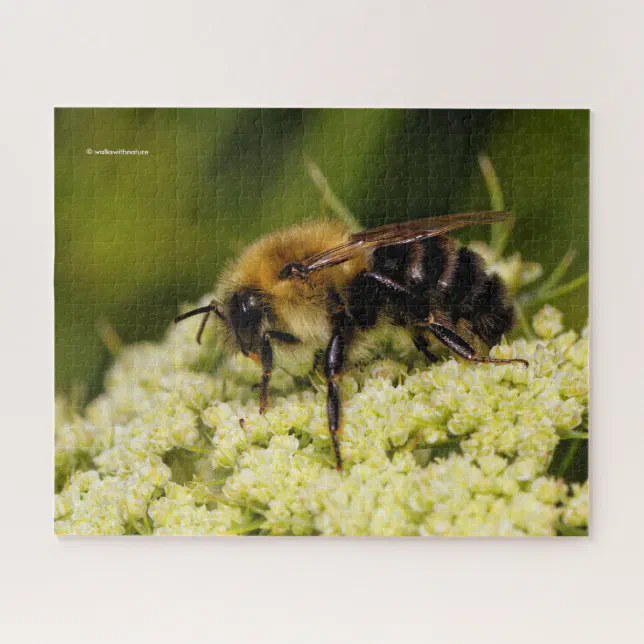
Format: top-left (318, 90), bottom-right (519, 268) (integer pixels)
top-left (54, 108), bottom-right (589, 536)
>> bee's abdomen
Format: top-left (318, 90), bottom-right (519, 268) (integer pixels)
top-left (348, 236), bottom-right (514, 347)
top-left (372, 237), bottom-right (445, 287)
top-left (443, 247), bottom-right (514, 346)
top-left (347, 237), bottom-right (444, 329)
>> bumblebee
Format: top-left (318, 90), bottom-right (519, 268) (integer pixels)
top-left (174, 211), bottom-right (528, 469)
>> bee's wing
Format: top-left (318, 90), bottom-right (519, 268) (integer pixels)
top-left (351, 210), bottom-right (510, 246)
top-left (298, 211), bottom-right (510, 274)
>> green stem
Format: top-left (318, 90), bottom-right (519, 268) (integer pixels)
top-left (478, 154), bottom-right (513, 258)
top-left (479, 154), bottom-right (505, 212)
top-left (528, 273), bottom-right (589, 308)
top-left (188, 478), bottom-right (230, 487)
top-left (427, 438), bottom-right (463, 448)
top-left (196, 423), bottom-right (213, 443)
top-left (560, 430), bottom-right (589, 440)
top-left (295, 450), bottom-right (336, 468)
top-left (514, 302), bottom-right (536, 340)
top-left (204, 493), bottom-right (230, 505)
top-left (557, 438), bottom-right (581, 478)
top-left (181, 446), bottom-right (212, 455)
top-left (492, 220), bottom-right (515, 262)
top-left (131, 522), bottom-right (145, 536)
top-left (538, 247), bottom-right (577, 296)
top-left (304, 156), bottom-right (362, 233)
top-left (556, 521), bottom-right (587, 537)
top-left (95, 317), bottom-right (123, 356)
top-left (131, 519), bottom-right (152, 536)
top-left (224, 520), bottom-right (266, 535)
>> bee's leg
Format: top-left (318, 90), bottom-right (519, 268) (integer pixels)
top-left (360, 271), bottom-right (429, 323)
top-left (325, 332), bottom-right (346, 470)
top-left (257, 332), bottom-right (273, 414)
top-left (412, 331), bottom-right (439, 364)
top-left (267, 330), bottom-right (300, 345)
top-left (324, 292), bottom-right (352, 470)
top-left (312, 349), bottom-right (325, 373)
top-left (426, 322), bottom-right (529, 368)
top-left (361, 271), bottom-right (414, 297)
top-left (254, 330), bottom-right (300, 411)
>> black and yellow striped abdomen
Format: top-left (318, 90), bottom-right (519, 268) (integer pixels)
top-left (347, 236), bottom-right (514, 348)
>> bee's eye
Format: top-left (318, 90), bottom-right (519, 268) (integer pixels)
top-left (230, 290), bottom-right (264, 331)
top-left (241, 294), bottom-right (257, 314)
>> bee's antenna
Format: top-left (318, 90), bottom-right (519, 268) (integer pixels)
top-left (174, 299), bottom-right (226, 345)
top-left (174, 305), bottom-right (215, 324)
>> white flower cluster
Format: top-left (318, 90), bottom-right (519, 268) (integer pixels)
top-left (469, 241), bottom-right (543, 294)
top-left (561, 481), bottom-right (589, 529)
top-left (148, 482), bottom-right (243, 536)
top-left (55, 300), bottom-right (589, 537)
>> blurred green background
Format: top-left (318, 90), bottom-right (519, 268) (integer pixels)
top-left (55, 108), bottom-right (589, 400)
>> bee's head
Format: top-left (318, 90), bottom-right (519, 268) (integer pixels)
top-left (226, 288), bottom-right (267, 355)
top-left (174, 288), bottom-right (270, 356)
